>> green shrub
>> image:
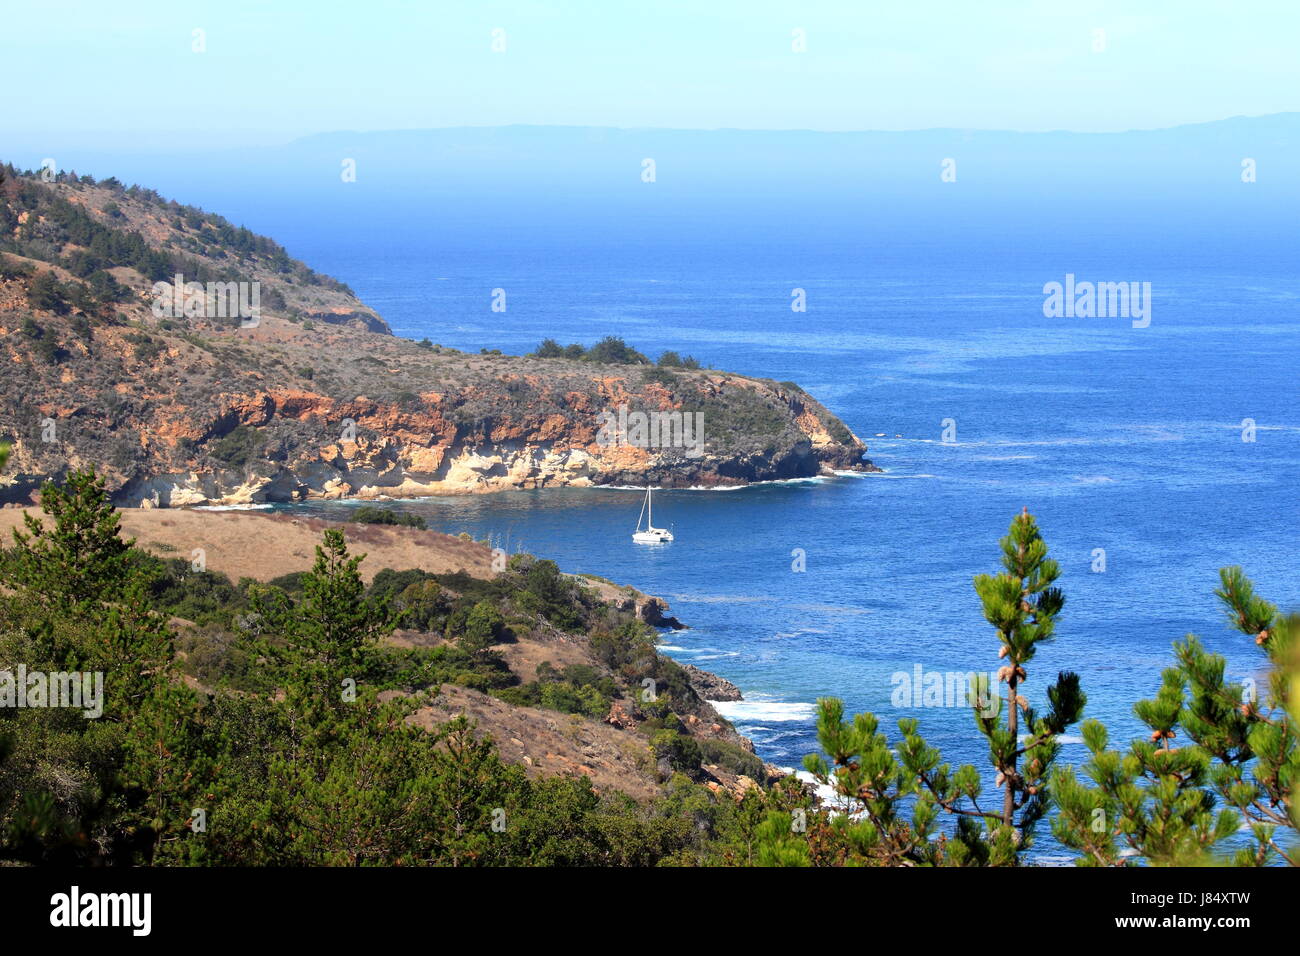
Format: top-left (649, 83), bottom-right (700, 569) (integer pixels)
top-left (651, 729), bottom-right (703, 774)
top-left (457, 600), bottom-right (506, 652)
top-left (352, 505), bottom-right (427, 530)
top-left (585, 335), bottom-right (649, 365)
top-left (699, 739), bottom-right (765, 779)
top-left (209, 424), bottom-right (264, 468)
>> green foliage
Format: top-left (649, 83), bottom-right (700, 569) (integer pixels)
top-left (125, 331), bottom-right (163, 363)
top-left (457, 600), bottom-right (506, 652)
top-left (588, 619), bottom-right (696, 713)
top-left (367, 642), bottom-right (514, 695)
top-left (26, 271), bottom-right (68, 314)
top-left (369, 568), bottom-right (446, 630)
top-left (509, 555), bottom-right (586, 630)
top-left (753, 809), bottom-right (812, 867)
top-left (530, 336), bottom-right (651, 364)
top-left (657, 350), bottom-right (700, 369)
top-left (708, 385), bottom-right (790, 445)
top-left (825, 416), bottom-right (854, 445)
top-left (494, 661), bottom-right (616, 717)
top-left (584, 335), bottom-right (649, 365)
top-left (7, 470), bottom-right (138, 618)
top-left (145, 555), bottom-right (248, 626)
top-left (651, 729), bottom-right (703, 774)
top-left (698, 738), bottom-right (766, 779)
top-left (0, 469), bottom-right (200, 864)
top-left (351, 505), bottom-right (427, 530)
top-left (253, 528), bottom-right (399, 726)
top-left (642, 366), bottom-right (677, 387)
top-left (208, 424), bottom-right (264, 469)
top-left (0, 165), bottom-right (348, 298)
top-left (799, 510), bottom-right (1084, 866)
top-left (1053, 567), bottom-right (1297, 866)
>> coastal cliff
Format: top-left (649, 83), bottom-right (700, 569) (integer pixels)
top-left (0, 165), bottom-right (874, 507)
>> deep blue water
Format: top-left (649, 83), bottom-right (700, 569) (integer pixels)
top-left (229, 200), bottom-right (1300, 862)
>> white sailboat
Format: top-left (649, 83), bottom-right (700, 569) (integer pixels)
top-left (632, 485), bottom-right (674, 543)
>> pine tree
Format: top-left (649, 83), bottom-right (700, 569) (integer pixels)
top-left (1053, 566), bottom-right (1295, 865)
top-left (211, 532), bottom-right (527, 865)
top-left (800, 698), bottom-right (944, 865)
top-left (253, 528), bottom-right (397, 730)
top-left (1051, 684), bottom-right (1236, 866)
top-left (967, 508), bottom-right (1083, 855)
top-left (7, 469), bottom-right (138, 615)
top-left (1207, 567), bottom-right (1297, 862)
top-left (801, 509), bottom-right (1084, 865)
top-left (0, 467), bottom-right (205, 864)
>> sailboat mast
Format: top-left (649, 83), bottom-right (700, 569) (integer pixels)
top-left (647, 485), bottom-right (652, 527)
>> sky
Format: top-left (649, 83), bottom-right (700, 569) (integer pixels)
top-left (3, 0), bottom-right (1298, 152)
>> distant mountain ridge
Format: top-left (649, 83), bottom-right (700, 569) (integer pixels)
top-left (267, 111), bottom-right (1300, 201)
top-left (23, 112), bottom-right (1300, 205)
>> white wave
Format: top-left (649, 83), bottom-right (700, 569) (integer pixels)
top-left (712, 699), bottom-right (817, 723)
top-left (659, 645), bottom-right (731, 656)
top-left (682, 475), bottom-right (829, 491)
top-left (591, 476), bottom-right (828, 493)
top-left (192, 503), bottom-right (275, 511)
top-left (301, 495), bottom-right (417, 505)
top-left (794, 769), bottom-right (841, 806)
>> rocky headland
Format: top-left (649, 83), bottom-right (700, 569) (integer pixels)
top-left (0, 165), bottom-right (874, 508)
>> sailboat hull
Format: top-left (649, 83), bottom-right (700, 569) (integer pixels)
top-left (633, 485), bottom-right (674, 543)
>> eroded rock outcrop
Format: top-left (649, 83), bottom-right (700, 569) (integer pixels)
top-left (682, 664), bottom-right (743, 702)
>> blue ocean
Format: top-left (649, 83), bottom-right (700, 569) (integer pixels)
top-left (203, 190), bottom-right (1298, 862)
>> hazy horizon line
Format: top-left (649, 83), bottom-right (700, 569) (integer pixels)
top-left (8, 110), bottom-right (1299, 157)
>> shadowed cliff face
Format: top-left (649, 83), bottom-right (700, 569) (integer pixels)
top-left (0, 168), bottom-right (873, 506)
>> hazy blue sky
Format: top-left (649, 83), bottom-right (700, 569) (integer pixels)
top-left (4, 0), bottom-right (1297, 149)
